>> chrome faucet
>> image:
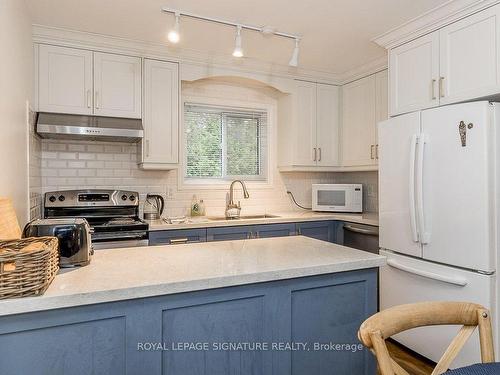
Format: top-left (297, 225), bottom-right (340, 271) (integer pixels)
top-left (225, 180), bottom-right (250, 219)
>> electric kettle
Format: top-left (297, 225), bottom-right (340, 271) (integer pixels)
top-left (143, 194), bottom-right (165, 221)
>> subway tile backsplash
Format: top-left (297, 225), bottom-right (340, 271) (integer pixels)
top-left (37, 139), bottom-right (379, 218)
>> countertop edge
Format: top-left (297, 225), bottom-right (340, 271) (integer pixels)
top-left (0, 257), bottom-right (385, 317)
top-left (148, 212), bottom-right (379, 231)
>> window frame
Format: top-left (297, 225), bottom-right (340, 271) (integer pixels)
top-left (179, 95), bottom-right (276, 191)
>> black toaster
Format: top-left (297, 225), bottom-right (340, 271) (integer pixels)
top-left (23, 218), bottom-right (93, 267)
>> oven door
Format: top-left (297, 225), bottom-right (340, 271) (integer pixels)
top-left (91, 230), bottom-right (149, 250)
top-left (312, 186), bottom-right (351, 212)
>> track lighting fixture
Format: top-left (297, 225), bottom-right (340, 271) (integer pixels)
top-left (167, 12), bottom-right (180, 43)
top-left (288, 38), bottom-right (300, 67)
top-left (161, 7), bottom-right (301, 66)
top-left (232, 25), bottom-right (243, 58)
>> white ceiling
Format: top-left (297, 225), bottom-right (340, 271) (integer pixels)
top-left (26, 0), bottom-right (450, 74)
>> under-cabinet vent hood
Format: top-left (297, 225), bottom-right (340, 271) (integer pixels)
top-left (36, 113), bottom-right (144, 143)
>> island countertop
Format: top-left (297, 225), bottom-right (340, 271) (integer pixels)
top-left (0, 236), bottom-right (385, 317)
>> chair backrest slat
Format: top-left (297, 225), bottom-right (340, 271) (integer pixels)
top-left (431, 325), bottom-right (476, 375)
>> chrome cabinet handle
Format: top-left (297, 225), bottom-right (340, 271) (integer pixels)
top-left (313, 148), bottom-right (317, 161)
top-left (439, 77), bottom-right (445, 98)
top-left (431, 79), bottom-right (437, 100)
top-left (95, 91), bottom-right (100, 109)
top-left (375, 144), bottom-right (379, 159)
top-left (318, 148), bottom-right (322, 162)
top-left (370, 145), bottom-right (375, 159)
top-left (86, 89), bottom-right (91, 108)
top-left (145, 140), bottom-right (150, 157)
top-left (170, 238), bottom-right (189, 244)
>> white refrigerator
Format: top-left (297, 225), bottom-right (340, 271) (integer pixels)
top-left (378, 101), bottom-right (498, 368)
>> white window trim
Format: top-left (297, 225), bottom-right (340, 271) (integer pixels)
top-left (178, 95), bottom-right (277, 191)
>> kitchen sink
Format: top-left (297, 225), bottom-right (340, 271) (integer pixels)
top-left (207, 214), bottom-right (281, 221)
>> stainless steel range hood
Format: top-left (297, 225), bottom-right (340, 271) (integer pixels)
top-left (36, 113), bottom-right (144, 143)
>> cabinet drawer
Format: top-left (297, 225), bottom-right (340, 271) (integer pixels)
top-left (149, 229), bottom-right (207, 245)
top-left (206, 226), bottom-right (253, 242)
top-left (296, 221), bottom-right (337, 243)
top-left (254, 223), bottom-right (296, 238)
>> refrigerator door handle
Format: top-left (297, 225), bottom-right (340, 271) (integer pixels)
top-left (409, 134), bottom-right (419, 242)
top-left (416, 134), bottom-right (430, 244)
top-left (387, 259), bottom-right (468, 287)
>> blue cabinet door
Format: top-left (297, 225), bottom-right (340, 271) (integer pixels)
top-left (206, 225), bottom-right (253, 241)
top-left (149, 228), bottom-right (207, 245)
top-left (296, 221), bottom-right (337, 242)
top-left (254, 223), bottom-right (296, 238)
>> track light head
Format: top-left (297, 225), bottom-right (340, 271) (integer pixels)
top-left (168, 12), bottom-right (180, 43)
top-left (289, 38), bottom-right (300, 67)
top-left (232, 25), bottom-right (243, 58)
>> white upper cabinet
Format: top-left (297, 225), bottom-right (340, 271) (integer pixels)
top-left (93, 52), bottom-right (142, 118)
top-left (278, 80), bottom-right (340, 169)
top-left (139, 59), bottom-right (179, 170)
top-left (37, 45), bottom-right (142, 119)
top-left (294, 81), bottom-right (318, 166)
top-left (38, 45), bottom-right (93, 115)
top-left (341, 74), bottom-right (377, 167)
top-left (389, 3), bottom-right (500, 116)
top-left (389, 32), bottom-right (440, 116)
top-left (316, 83), bottom-right (340, 166)
top-left (439, 4), bottom-right (500, 105)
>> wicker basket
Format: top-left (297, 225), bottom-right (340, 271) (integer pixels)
top-left (0, 237), bottom-right (59, 299)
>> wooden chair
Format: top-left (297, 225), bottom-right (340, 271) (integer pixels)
top-left (358, 301), bottom-right (495, 375)
top-left (0, 198), bottom-right (21, 240)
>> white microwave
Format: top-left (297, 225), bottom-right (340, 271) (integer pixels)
top-left (312, 184), bottom-right (363, 213)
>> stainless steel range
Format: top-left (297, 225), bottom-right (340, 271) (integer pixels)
top-left (44, 189), bottom-right (149, 250)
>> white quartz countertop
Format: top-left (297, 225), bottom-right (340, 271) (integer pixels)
top-left (0, 236), bottom-right (385, 317)
top-left (148, 211), bottom-right (379, 231)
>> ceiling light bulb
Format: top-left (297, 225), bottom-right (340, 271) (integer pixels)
top-left (168, 13), bottom-right (180, 43)
top-left (289, 38), bottom-right (300, 67)
top-left (232, 25), bottom-right (243, 58)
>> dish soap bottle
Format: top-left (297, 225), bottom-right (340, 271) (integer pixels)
top-left (191, 195), bottom-right (201, 217)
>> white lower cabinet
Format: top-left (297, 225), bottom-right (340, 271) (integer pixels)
top-left (139, 59), bottom-right (179, 170)
top-left (341, 70), bottom-right (387, 168)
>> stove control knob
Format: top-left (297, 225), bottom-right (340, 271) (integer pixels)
top-left (58, 195), bottom-right (65, 202)
top-left (48, 195), bottom-right (56, 203)
top-left (129, 195), bottom-right (136, 202)
top-left (121, 195), bottom-right (127, 201)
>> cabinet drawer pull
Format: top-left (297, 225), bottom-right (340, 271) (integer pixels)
top-left (146, 140), bottom-right (150, 157)
top-left (375, 144), bottom-right (379, 160)
top-left (170, 238), bottom-right (189, 244)
top-left (370, 145), bottom-right (375, 159)
top-left (318, 147), bottom-right (322, 162)
top-left (95, 91), bottom-right (100, 109)
top-left (439, 77), bottom-right (445, 98)
top-left (431, 79), bottom-right (437, 100)
top-left (313, 148), bottom-right (317, 162)
top-left (86, 89), bottom-right (91, 108)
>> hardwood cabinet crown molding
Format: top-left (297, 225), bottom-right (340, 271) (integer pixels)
top-left (373, 0), bottom-right (500, 49)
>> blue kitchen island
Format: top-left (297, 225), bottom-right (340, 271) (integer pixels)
top-left (0, 236), bottom-right (385, 375)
